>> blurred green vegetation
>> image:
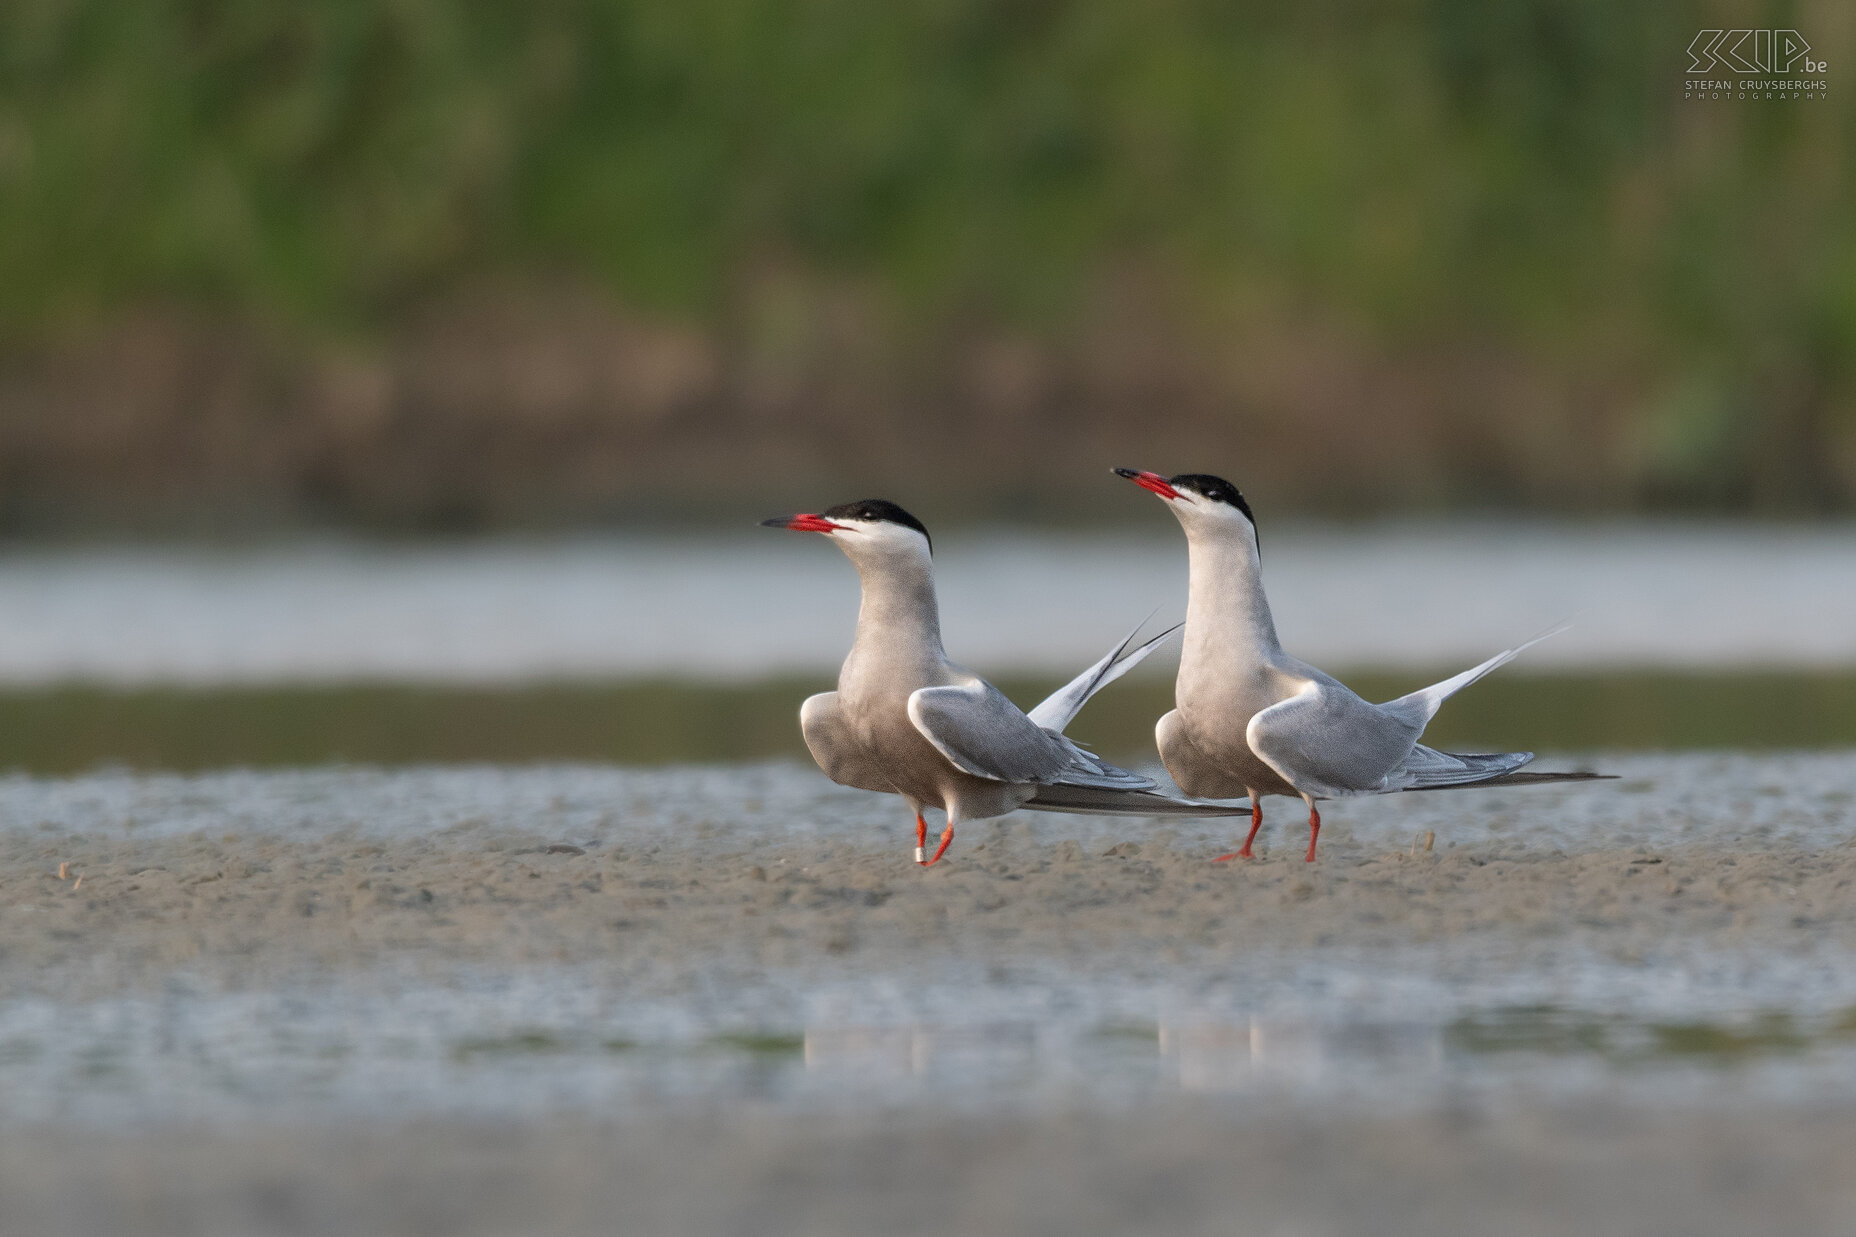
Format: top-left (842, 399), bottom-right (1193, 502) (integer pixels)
top-left (0, 1), bottom-right (1850, 518)
top-left (1, 672), bottom-right (1853, 773)
top-left (4, 1), bottom-right (1843, 329)
top-left (1446, 1005), bottom-right (1830, 1064)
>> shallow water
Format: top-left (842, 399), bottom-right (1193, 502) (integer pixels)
top-left (4, 754), bottom-right (1856, 1127)
top-left (13, 975), bottom-right (1856, 1128)
top-left (0, 523), bottom-right (1852, 684)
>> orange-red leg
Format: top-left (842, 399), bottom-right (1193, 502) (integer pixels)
top-left (919, 821), bottom-right (955, 867)
top-left (1214, 800), bottom-right (1265, 862)
top-left (1304, 804), bottom-right (1321, 863)
top-left (913, 811), bottom-right (928, 863)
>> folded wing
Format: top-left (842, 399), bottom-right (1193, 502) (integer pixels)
top-left (1384, 743), bottom-right (1534, 791)
top-left (1245, 681), bottom-right (1423, 797)
top-left (909, 679), bottom-right (1154, 791)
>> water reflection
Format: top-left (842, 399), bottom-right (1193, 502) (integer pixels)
top-left (803, 1023), bottom-right (1040, 1085)
top-left (10, 997), bottom-right (1856, 1126)
top-left (1159, 1020), bottom-right (1445, 1092)
top-left (790, 1006), bottom-right (1846, 1103)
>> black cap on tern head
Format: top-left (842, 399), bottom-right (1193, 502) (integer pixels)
top-left (822, 499), bottom-right (932, 549)
top-left (1167, 474), bottom-right (1255, 524)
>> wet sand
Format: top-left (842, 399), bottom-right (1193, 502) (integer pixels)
top-left (3, 755), bottom-right (1856, 1233)
top-left (4, 758), bottom-right (1854, 1003)
top-left (8, 816), bottom-right (1856, 1002)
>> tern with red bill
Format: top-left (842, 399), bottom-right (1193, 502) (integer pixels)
top-left (1114, 468), bottom-right (1607, 862)
top-left (763, 499), bottom-right (1248, 867)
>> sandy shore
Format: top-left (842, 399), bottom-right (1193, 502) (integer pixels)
top-left (6, 810), bottom-right (1856, 1000)
top-left (3, 756), bottom-right (1855, 1233)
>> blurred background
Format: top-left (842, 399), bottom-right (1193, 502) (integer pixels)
top-left (0, 0), bottom-right (1851, 764)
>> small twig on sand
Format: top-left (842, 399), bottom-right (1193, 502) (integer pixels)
top-left (57, 862), bottom-right (68, 880)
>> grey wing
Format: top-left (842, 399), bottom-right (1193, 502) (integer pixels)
top-left (1245, 681), bottom-right (1422, 797)
top-left (1388, 744), bottom-right (1534, 791)
top-left (909, 680), bottom-right (1154, 791)
top-left (799, 692), bottom-right (895, 794)
top-left (1022, 784), bottom-right (1249, 817)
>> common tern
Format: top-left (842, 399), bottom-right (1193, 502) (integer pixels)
top-left (1115, 468), bottom-right (1606, 862)
top-left (764, 499), bottom-right (1247, 866)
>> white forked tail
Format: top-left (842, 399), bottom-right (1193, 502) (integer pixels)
top-left (1025, 617), bottom-right (1179, 734)
top-left (1377, 620), bottom-right (1571, 731)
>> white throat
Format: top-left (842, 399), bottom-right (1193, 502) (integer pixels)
top-left (1180, 514), bottom-right (1281, 670)
top-left (842, 538), bottom-right (946, 671)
